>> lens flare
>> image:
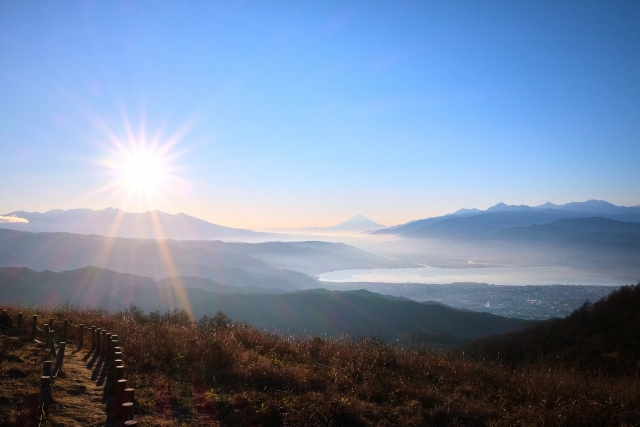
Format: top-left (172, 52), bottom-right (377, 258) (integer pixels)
top-left (85, 119), bottom-right (193, 209)
top-left (72, 116), bottom-right (199, 318)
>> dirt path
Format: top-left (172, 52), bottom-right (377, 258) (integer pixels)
top-left (0, 334), bottom-right (112, 426)
top-left (44, 346), bottom-right (110, 427)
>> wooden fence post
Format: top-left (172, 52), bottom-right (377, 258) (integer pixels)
top-left (125, 388), bottom-right (135, 403)
top-left (62, 319), bottom-right (68, 343)
top-left (17, 312), bottom-right (23, 330)
top-left (43, 324), bottom-right (49, 343)
top-left (31, 315), bottom-right (37, 340)
top-left (116, 379), bottom-right (127, 421)
top-left (42, 360), bottom-right (52, 380)
top-left (124, 387), bottom-right (136, 421)
top-left (90, 326), bottom-right (96, 350)
top-left (48, 330), bottom-right (56, 355)
top-left (106, 333), bottom-right (112, 357)
top-left (122, 401), bottom-right (134, 421)
top-left (115, 365), bottom-right (124, 380)
top-left (40, 376), bottom-right (51, 416)
top-left (113, 349), bottom-right (122, 375)
top-left (96, 328), bottom-right (101, 352)
top-left (48, 318), bottom-right (54, 329)
top-left (42, 361), bottom-right (53, 400)
top-left (111, 335), bottom-right (118, 361)
top-left (78, 324), bottom-right (84, 348)
top-left (55, 342), bottom-right (66, 373)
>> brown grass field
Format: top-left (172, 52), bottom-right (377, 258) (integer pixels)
top-left (1, 302), bottom-right (639, 426)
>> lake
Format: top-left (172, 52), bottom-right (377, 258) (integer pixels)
top-left (317, 266), bottom-right (629, 286)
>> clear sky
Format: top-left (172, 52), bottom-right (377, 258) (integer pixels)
top-left (1, 1), bottom-right (639, 229)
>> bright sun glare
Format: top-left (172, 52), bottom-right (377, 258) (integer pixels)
top-left (83, 120), bottom-right (195, 316)
top-left (86, 118), bottom-right (195, 212)
top-left (122, 154), bottom-right (164, 191)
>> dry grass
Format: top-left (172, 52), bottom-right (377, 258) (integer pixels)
top-left (1, 305), bottom-right (639, 426)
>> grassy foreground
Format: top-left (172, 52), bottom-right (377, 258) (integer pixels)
top-left (1, 303), bottom-right (639, 426)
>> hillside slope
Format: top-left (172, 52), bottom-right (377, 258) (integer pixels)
top-left (0, 267), bottom-right (531, 341)
top-left (178, 240), bottom-right (394, 275)
top-left (0, 230), bottom-right (317, 290)
top-left (464, 283), bottom-right (640, 372)
top-left (1, 305), bottom-right (638, 427)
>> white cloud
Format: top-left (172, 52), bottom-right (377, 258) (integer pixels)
top-left (0, 216), bottom-right (29, 223)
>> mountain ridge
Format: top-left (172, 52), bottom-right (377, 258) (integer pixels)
top-left (261, 214), bottom-right (385, 233)
top-left (0, 228), bottom-right (395, 287)
top-left (375, 200), bottom-right (640, 236)
top-left (0, 207), bottom-right (263, 241)
top-left (0, 266), bottom-right (533, 341)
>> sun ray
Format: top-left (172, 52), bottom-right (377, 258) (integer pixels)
top-left (149, 210), bottom-right (193, 316)
top-left (75, 116), bottom-right (199, 315)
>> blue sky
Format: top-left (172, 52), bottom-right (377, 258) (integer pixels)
top-left (1, 1), bottom-right (639, 228)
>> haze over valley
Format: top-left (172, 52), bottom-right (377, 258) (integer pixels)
top-left (2, 200), bottom-right (638, 322)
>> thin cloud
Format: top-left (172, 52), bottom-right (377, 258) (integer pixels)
top-left (0, 216), bottom-right (28, 223)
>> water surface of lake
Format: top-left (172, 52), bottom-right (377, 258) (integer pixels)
top-left (318, 266), bottom-right (627, 286)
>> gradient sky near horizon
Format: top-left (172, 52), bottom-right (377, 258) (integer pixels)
top-left (1, 1), bottom-right (639, 229)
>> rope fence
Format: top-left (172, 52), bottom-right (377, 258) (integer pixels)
top-left (1, 310), bottom-right (138, 426)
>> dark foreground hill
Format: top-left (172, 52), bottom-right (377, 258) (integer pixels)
top-left (464, 283), bottom-right (640, 372)
top-left (1, 304), bottom-right (638, 426)
top-left (0, 266), bottom-right (530, 341)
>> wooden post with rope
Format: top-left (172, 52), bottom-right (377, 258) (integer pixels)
top-left (40, 376), bottom-right (51, 416)
top-left (55, 342), bottom-right (66, 373)
top-left (62, 319), bottom-right (68, 343)
top-left (31, 315), bottom-right (37, 341)
top-left (42, 361), bottom-right (53, 401)
top-left (42, 361), bottom-right (52, 383)
top-left (48, 330), bottom-right (56, 355)
top-left (43, 324), bottom-right (49, 344)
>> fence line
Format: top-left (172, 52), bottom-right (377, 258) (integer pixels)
top-left (1, 310), bottom-right (138, 426)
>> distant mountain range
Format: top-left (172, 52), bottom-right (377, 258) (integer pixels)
top-left (262, 214), bottom-right (386, 234)
top-left (376, 200), bottom-right (640, 236)
top-left (0, 208), bottom-right (263, 241)
top-left (371, 200), bottom-right (640, 279)
top-left (0, 208), bottom-right (388, 239)
top-left (0, 266), bottom-right (533, 341)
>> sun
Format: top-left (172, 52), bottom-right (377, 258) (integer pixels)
top-left (122, 154), bottom-right (164, 191)
top-left (93, 137), bottom-right (183, 206)
top-left (82, 116), bottom-right (196, 213)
